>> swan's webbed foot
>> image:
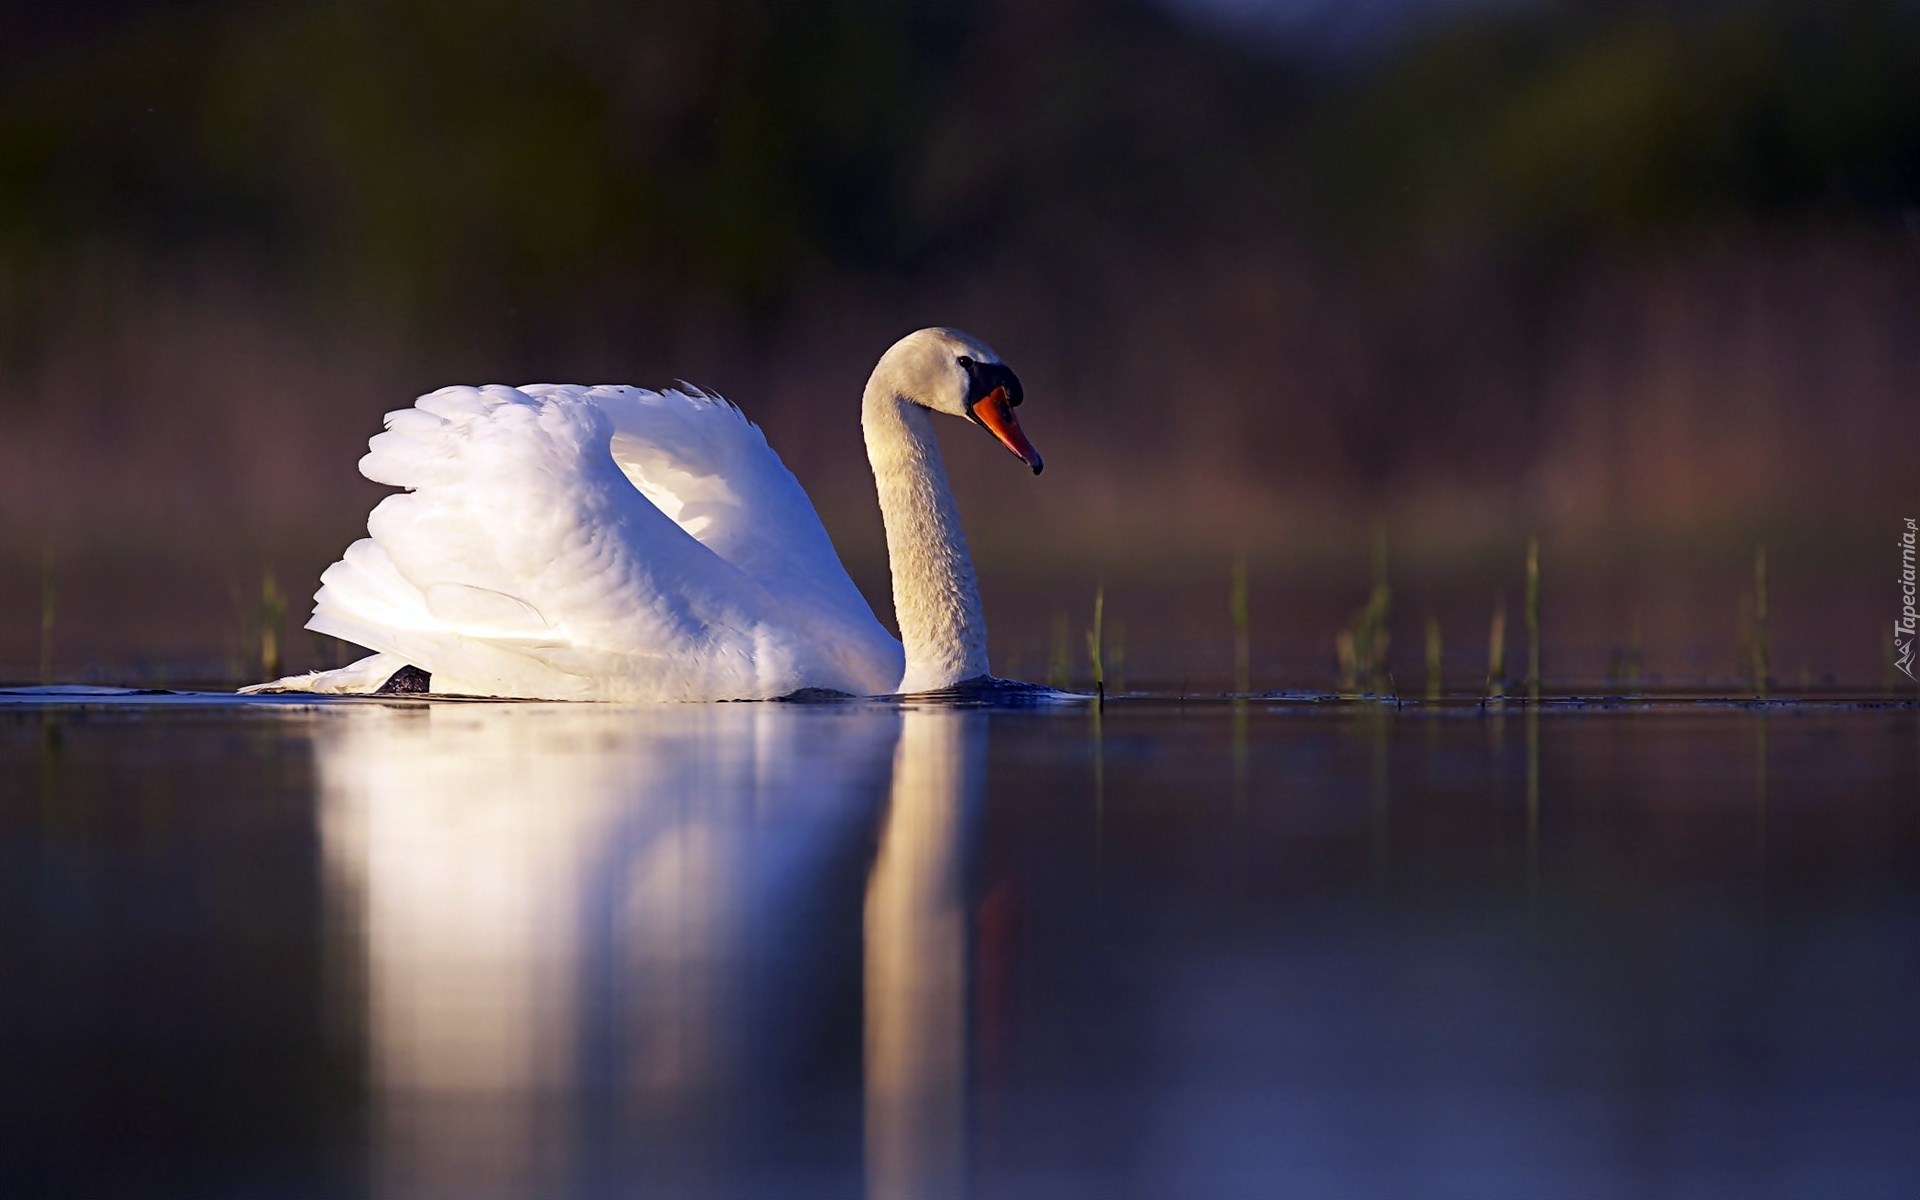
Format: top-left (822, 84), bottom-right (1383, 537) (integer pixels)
top-left (375, 665), bottom-right (432, 694)
top-left (773, 687), bottom-right (859, 703)
top-left (901, 675), bottom-right (1081, 707)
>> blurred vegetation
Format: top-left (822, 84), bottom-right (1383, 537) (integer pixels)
top-left (4, 0), bottom-right (1914, 338)
top-left (1320, 0), bottom-right (1920, 253)
top-left (0, 0), bottom-right (1289, 342)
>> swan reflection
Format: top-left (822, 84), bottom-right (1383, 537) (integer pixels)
top-left (316, 700), bottom-right (983, 1199)
top-left (866, 708), bottom-right (985, 1200)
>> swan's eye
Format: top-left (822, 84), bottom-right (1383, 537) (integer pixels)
top-left (956, 356), bottom-right (974, 368)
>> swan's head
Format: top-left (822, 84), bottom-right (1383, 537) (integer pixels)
top-left (877, 327), bottom-right (1043, 474)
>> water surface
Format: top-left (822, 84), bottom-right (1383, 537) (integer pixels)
top-left (3, 692), bottom-right (1916, 1198)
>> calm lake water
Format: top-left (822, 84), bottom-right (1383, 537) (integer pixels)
top-left (2, 691), bottom-right (1917, 1199)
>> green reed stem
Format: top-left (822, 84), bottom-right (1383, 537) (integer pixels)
top-left (1525, 536), bottom-right (1540, 704)
top-left (1752, 544), bottom-right (1769, 699)
top-left (1231, 554), bottom-right (1250, 696)
top-left (261, 568), bottom-right (286, 680)
top-left (1425, 613), bottom-right (1442, 701)
top-left (39, 550), bottom-right (55, 686)
top-left (1369, 527), bottom-right (1391, 693)
top-left (1487, 598), bottom-right (1507, 700)
top-left (1086, 582), bottom-right (1106, 704)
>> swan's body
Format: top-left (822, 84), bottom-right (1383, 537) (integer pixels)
top-left (248, 328), bottom-right (1041, 701)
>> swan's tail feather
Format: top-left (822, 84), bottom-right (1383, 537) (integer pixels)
top-left (240, 652), bottom-right (409, 695)
top-left (308, 537), bottom-right (438, 652)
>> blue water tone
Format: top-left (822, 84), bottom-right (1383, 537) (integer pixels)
top-left (3, 692), bottom-right (1917, 1198)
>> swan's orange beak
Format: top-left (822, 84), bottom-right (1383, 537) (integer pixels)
top-left (971, 386), bottom-right (1043, 475)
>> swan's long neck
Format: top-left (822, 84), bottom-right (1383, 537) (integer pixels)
top-left (863, 379), bottom-right (990, 693)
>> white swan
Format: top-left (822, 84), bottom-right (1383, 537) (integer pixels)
top-left (246, 327), bottom-right (1043, 701)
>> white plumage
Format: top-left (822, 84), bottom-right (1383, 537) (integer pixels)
top-left (248, 328), bottom-right (1042, 701)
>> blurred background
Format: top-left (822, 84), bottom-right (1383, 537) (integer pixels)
top-left (1, 0), bottom-right (1915, 688)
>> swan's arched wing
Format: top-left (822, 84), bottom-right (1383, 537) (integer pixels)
top-left (553, 385), bottom-right (882, 633)
top-left (308, 385), bottom-right (902, 700)
top-left (546, 383), bottom-right (901, 684)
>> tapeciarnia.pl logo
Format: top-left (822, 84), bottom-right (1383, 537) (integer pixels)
top-left (1899, 517), bottom-right (1917, 680)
